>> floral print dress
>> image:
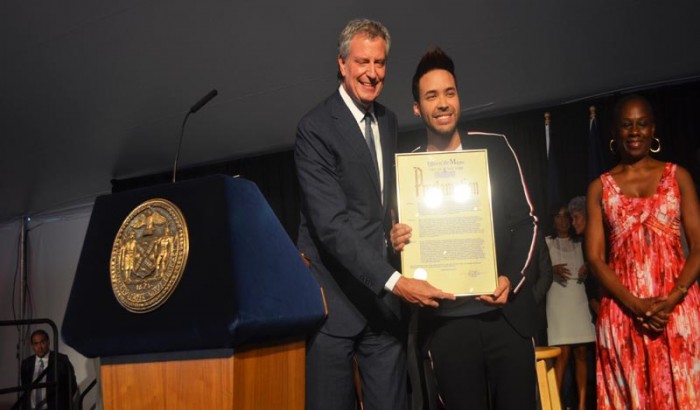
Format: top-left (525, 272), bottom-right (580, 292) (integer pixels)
top-left (597, 162), bottom-right (700, 409)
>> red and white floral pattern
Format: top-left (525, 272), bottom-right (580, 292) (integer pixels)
top-left (597, 162), bottom-right (700, 409)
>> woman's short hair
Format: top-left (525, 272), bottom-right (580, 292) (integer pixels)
top-left (568, 196), bottom-right (586, 217)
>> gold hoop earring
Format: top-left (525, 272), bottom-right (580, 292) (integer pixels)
top-left (609, 139), bottom-right (617, 154)
top-left (650, 137), bottom-right (661, 153)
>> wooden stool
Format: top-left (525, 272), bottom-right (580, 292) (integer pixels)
top-left (535, 346), bottom-right (562, 410)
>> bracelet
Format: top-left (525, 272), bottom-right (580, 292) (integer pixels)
top-left (674, 283), bottom-right (689, 296)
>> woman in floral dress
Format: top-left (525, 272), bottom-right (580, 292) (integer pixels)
top-left (585, 95), bottom-right (700, 409)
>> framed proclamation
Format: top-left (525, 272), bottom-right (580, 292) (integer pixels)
top-left (395, 150), bottom-right (498, 296)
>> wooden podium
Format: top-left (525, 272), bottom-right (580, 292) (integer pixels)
top-left (100, 341), bottom-right (305, 410)
top-left (61, 176), bottom-right (325, 410)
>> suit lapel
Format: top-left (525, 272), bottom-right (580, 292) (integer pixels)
top-left (330, 92), bottom-right (381, 198)
top-left (46, 352), bottom-right (55, 382)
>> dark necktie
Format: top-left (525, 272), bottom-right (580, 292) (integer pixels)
top-left (363, 111), bottom-right (379, 177)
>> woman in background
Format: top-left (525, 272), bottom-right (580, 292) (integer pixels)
top-left (545, 204), bottom-right (595, 410)
top-left (568, 196), bottom-right (601, 318)
top-left (586, 95), bottom-right (700, 408)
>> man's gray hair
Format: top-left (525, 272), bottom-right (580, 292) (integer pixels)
top-left (337, 18), bottom-right (391, 60)
top-left (568, 196), bottom-right (587, 217)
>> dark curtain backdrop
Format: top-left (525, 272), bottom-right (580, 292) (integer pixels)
top-left (113, 80), bottom-right (700, 242)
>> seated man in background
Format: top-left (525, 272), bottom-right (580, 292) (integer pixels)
top-left (20, 329), bottom-right (77, 410)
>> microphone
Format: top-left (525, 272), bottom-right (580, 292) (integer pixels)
top-left (189, 89), bottom-right (218, 114)
top-left (172, 89), bottom-right (219, 182)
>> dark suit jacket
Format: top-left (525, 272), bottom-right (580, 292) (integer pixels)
top-left (416, 132), bottom-right (538, 338)
top-left (20, 351), bottom-right (77, 410)
top-left (295, 89), bottom-right (400, 337)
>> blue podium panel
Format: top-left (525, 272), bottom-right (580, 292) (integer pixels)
top-left (62, 175), bottom-right (324, 358)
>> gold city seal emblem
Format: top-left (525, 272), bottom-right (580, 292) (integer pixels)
top-left (110, 198), bottom-right (189, 313)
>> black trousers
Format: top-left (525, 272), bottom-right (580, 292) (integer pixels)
top-left (428, 310), bottom-right (536, 410)
top-left (306, 326), bottom-right (408, 410)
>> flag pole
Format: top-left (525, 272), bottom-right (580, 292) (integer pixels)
top-left (544, 112), bottom-right (551, 158)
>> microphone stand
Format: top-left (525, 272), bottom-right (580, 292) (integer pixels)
top-left (172, 112), bottom-right (191, 183)
top-left (172, 89), bottom-right (218, 183)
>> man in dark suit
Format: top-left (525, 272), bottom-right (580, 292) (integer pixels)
top-left (20, 329), bottom-right (77, 410)
top-left (391, 47), bottom-right (538, 410)
top-left (529, 231), bottom-right (554, 347)
top-left (295, 19), bottom-right (453, 410)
